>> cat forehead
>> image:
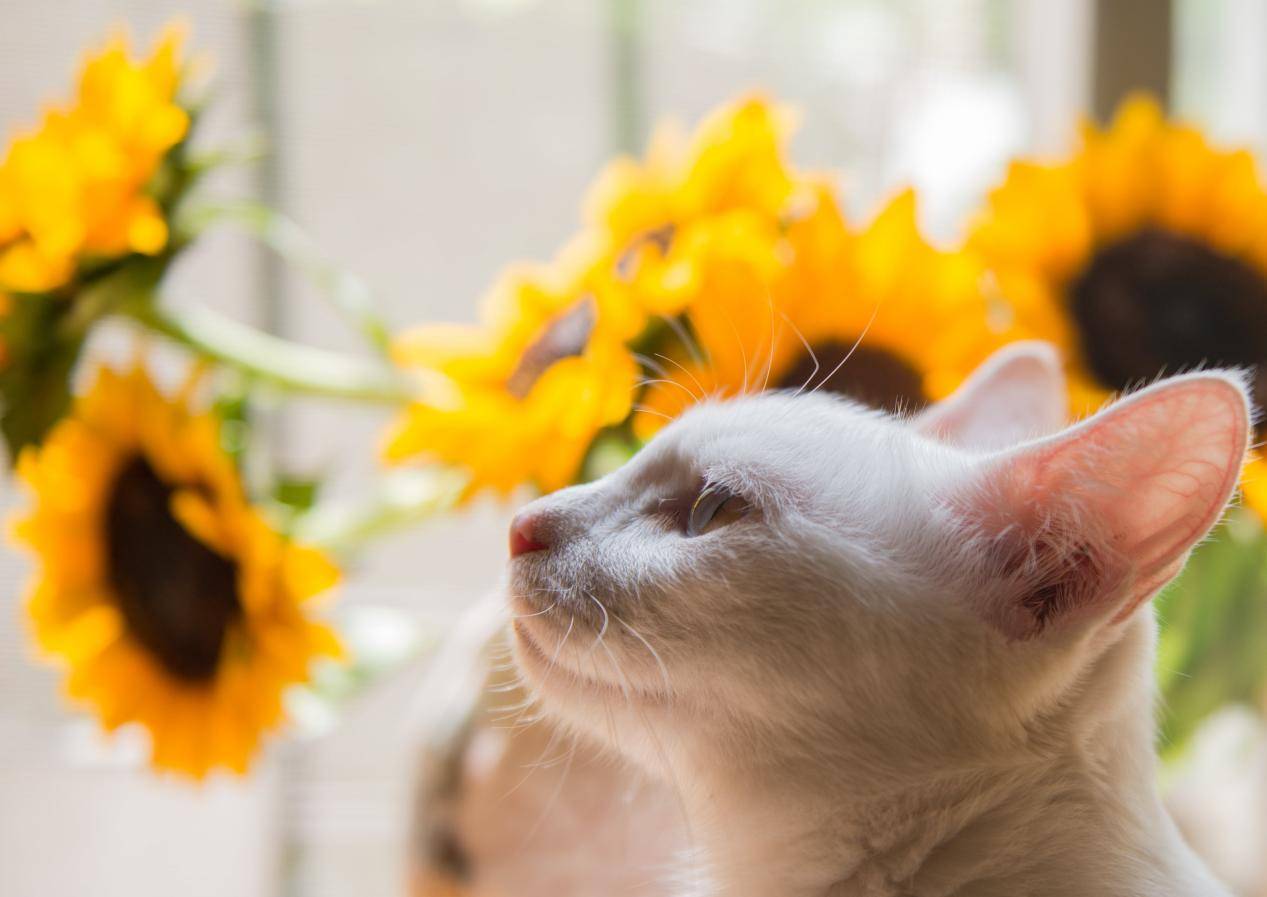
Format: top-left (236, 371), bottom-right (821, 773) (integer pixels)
top-left (633, 392), bottom-right (913, 480)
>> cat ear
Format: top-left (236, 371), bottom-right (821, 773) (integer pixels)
top-left (963, 372), bottom-right (1251, 640)
top-left (915, 341), bottom-right (1066, 450)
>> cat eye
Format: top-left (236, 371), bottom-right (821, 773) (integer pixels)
top-left (686, 482), bottom-right (750, 537)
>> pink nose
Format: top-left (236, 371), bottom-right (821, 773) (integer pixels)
top-left (509, 511), bottom-right (548, 558)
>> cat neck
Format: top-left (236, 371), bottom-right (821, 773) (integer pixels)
top-left (677, 617), bottom-right (1230, 897)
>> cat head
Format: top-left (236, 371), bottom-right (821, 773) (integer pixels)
top-left (507, 342), bottom-right (1252, 789)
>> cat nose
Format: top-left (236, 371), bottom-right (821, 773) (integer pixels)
top-left (509, 510), bottom-right (549, 558)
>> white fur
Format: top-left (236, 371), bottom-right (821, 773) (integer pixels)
top-left (506, 345), bottom-right (1249, 897)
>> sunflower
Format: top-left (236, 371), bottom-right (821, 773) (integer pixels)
top-left (0, 25), bottom-right (188, 293)
top-left (11, 363), bottom-right (341, 778)
top-left (635, 186), bottom-right (1010, 437)
top-left (584, 93), bottom-right (809, 317)
top-left (383, 250), bottom-right (639, 498)
top-left (383, 97), bottom-right (817, 499)
top-left (971, 95), bottom-right (1267, 516)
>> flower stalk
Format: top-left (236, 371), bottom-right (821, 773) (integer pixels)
top-left (131, 302), bottom-right (415, 403)
top-left (179, 199), bottom-right (395, 354)
top-left (293, 468), bottom-right (467, 552)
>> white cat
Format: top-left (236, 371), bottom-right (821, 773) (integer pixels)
top-left (506, 342), bottom-right (1250, 897)
top-left (410, 342), bottom-right (1066, 897)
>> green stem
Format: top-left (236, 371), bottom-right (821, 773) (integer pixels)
top-left (292, 468), bottom-right (466, 551)
top-left (608, 0), bottom-right (646, 154)
top-left (130, 302), bottom-right (415, 404)
top-left (179, 199), bottom-right (393, 354)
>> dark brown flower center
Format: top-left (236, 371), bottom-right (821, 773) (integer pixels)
top-left (1070, 228), bottom-right (1267, 416)
top-left (104, 456), bottom-right (240, 683)
top-left (505, 297), bottom-right (596, 399)
top-left (776, 341), bottom-right (928, 413)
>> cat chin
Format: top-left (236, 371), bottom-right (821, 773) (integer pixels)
top-left (512, 618), bottom-right (658, 711)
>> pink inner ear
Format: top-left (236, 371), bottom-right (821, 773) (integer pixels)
top-left (1064, 377), bottom-right (1247, 586)
top-left (916, 341), bottom-right (1066, 451)
top-left (968, 374), bottom-right (1250, 638)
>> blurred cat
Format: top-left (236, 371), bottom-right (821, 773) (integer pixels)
top-left (410, 593), bottom-right (686, 897)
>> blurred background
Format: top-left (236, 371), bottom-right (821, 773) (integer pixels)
top-left (1, 1), bottom-right (1265, 895)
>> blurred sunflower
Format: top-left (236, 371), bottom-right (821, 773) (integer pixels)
top-left (11, 364), bottom-right (341, 778)
top-left (972, 95), bottom-right (1267, 516)
top-left (383, 254), bottom-right (638, 498)
top-left (384, 96), bottom-right (818, 499)
top-left (585, 93), bottom-right (809, 317)
top-left (635, 187), bottom-right (1009, 437)
top-left (0, 25), bottom-right (188, 293)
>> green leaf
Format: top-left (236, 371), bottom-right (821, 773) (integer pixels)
top-left (0, 255), bottom-right (173, 462)
top-left (1156, 512), bottom-right (1267, 758)
top-left (211, 386), bottom-right (253, 469)
top-left (0, 295), bottom-right (84, 461)
top-left (272, 474), bottom-right (322, 515)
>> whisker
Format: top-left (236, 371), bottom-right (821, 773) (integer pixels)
top-left (810, 299), bottom-right (882, 396)
top-left (602, 602), bottom-right (698, 879)
top-left (656, 353), bottom-right (709, 405)
top-left (594, 651), bottom-right (621, 752)
top-left (633, 403), bottom-right (674, 422)
top-left (538, 615), bottom-right (576, 690)
top-left (779, 309), bottom-right (819, 396)
top-left (585, 592), bottom-right (611, 658)
top-left (501, 723), bottom-right (567, 800)
top-left (714, 302), bottom-right (751, 396)
top-left (510, 600), bottom-right (558, 620)
top-left (485, 688), bottom-right (527, 703)
top-left (497, 614), bottom-right (575, 733)
top-left (660, 313), bottom-right (708, 369)
top-left (759, 285), bottom-right (779, 394)
top-left (489, 712), bottom-right (544, 732)
top-left (520, 732), bottom-right (580, 846)
top-left (611, 611), bottom-right (671, 696)
top-left (521, 742), bottom-right (577, 771)
top-left (637, 377), bottom-right (704, 404)
top-left (486, 696), bottom-right (535, 717)
top-left (634, 352), bottom-right (673, 380)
